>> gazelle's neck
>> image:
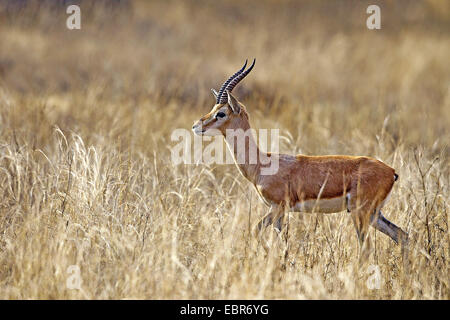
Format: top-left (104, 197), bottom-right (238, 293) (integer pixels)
top-left (223, 117), bottom-right (265, 184)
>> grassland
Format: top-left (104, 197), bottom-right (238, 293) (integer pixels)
top-left (0, 0), bottom-right (448, 299)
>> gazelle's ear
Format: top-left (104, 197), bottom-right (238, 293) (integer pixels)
top-left (226, 90), bottom-right (241, 114)
top-left (211, 88), bottom-right (219, 99)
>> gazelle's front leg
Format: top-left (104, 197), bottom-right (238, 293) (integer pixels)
top-left (253, 204), bottom-right (285, 253)
top-left (255, 204), bottom-right (285, 233)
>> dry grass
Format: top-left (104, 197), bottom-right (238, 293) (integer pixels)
top-left (0, 0), bottom-right (448, 299)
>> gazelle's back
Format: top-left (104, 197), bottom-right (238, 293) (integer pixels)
top-left (258, 153), bottom-right (396, 207)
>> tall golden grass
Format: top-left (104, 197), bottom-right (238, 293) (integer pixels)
top-left (0, 0), bottom-right (448, 299)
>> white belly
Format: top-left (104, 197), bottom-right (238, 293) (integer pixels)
top-left (291, 196), bottom-right (347, 213)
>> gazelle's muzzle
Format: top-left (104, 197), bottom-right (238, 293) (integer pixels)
top-left (192, 121), bottom-right (205, 135)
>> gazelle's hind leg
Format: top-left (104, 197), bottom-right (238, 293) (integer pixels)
top-left (348, 168), bottom-right (399, 253)
top-left (371, 211), bottom-right (408, 246)
top-left (348, 188), bottom-right (388, 256)
top-left (347, 192), bottom-right (375, 251)
top-left (350, 209), bottom-right (372, 254)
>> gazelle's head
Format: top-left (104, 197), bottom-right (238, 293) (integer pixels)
top-left (192, 59), bottom-right (255, 136)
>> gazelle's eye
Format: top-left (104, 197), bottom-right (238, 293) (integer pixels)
top-left (215, 112), bottom-right (226, 119)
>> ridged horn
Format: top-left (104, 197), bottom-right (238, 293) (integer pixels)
top-left (216, 60), bottom-right (247, 104)
top-left (222, 58), bottom-right (255, 99)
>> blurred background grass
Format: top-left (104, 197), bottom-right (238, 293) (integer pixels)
top-left (0, 0), bottom-right (448, 299)
top-left (1, 0), bottom-right (449, 153)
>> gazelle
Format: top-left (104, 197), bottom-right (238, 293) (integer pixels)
top-left (192, 59), bottom-right (408, 252)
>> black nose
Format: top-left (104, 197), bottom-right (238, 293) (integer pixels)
top-left (192, 125), bottom-right (196, 129)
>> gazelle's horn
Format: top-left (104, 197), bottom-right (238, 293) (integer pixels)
top-left (222, 58), bottom-right (255, 99)
top-left (216, 60), bottom-right (247, 104)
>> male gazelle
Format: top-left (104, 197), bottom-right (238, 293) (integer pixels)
top-left (192, 59), bottom-right (408, 251)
